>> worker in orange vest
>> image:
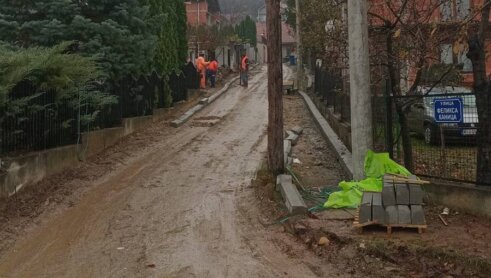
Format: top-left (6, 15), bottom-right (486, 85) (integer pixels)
top-left (195, 53), bottom-right (210, 89)
top-left (240, 53), bottom-right (249, 88)
top-left (207, 57), bottom-right (219, 88)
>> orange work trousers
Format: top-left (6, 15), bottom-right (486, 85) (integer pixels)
top-left (200, 69), bottom-right (206, 89)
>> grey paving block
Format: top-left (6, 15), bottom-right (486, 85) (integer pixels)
top-left (284, 140), bottom-right (292, 156)
top-left (291, 126), bottom-right (304, 135)
top-left (395, 183), bottom-right (410, 205)
top-left (278, 179), bottom-right (307, 215)
top-left (276, 174), bottom-right (292, 192)
top-left (411, 205), bottom-right (426, 225)
top-left (382, 181), bottom-right (396, 207)
top-left (170, 120), bottom-right (182, 128)
top-left (359, 192), bottom-right (373, 223)
top-left (286, 156), bottom-right (293, 168)
top-left (170, 104), bottom-right (205, 128)
top-left (397, 205), bottom-right (411, 225)
top-left (198, 98), bottom-right (209, 105)
top-left (409, 184), bottom-right (424, 205)
top-left (286, 131), bottom-right (300, 145)
top-left (385, 206), bottom-right (398, 224)
top-left (372, 193), bottom-right (385, 224)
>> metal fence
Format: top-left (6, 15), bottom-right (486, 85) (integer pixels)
top-left (314, 66), bottom-right (350, 122)
top-left (314, 65), bottom-right (479, 184)
top-left (0, 64), bottom-right (199, 157)
top-left (389, 91), bottom-right (478, 183)
top-left (0, 81), bottom-right (79, 156)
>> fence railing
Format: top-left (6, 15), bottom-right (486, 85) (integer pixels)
top-left (0, 63), bottom-right (200, 157)
top-left (314, 65), bottom-right (479, 184)
top-left (389, 92), bottom-right (478, 183)
top-left (314, 66), bottom-right (350, 122)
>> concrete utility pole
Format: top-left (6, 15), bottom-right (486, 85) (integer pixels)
top-left (348, 0), bottom-right (373, 180)
top-left (266, 0), bottom-right (284, 174)
top-left (295, 0), bottom-right (303, 90)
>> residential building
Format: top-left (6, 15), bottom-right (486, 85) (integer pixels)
top-left (185, 0), bottom-right (221, 26)
top-left (256, 2), bottom-right (297, 64)
top-left (368, 0), bottom-right (491, 89)
top-left (256, 21), bottom-right (296, 64)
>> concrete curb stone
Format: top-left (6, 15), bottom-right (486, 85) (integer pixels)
top-left (298, 91), bottom-right (354, 179)
top-left (395, 183), bottom-right (410, 205)
top-left (360, 192), bottom-right (373, 223)
top-left (276, 174), bottom-right (292, 192)
top-left (277, 174), bottom-right (307, 215)
top-left (372, 192), bottom-right (385, 224)
top-left (397, 205), bottom-right (411, 224)
top-left (286, 131), bottom-right (300, 145)
top-left (171, 75), bottom-right (240, 128)
top-left (291, 126), bottom-right (304, 135)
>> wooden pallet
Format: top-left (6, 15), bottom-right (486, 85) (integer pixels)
top-left (352, 208), bottom-right (379, 230)
top-left (384, 224), bottom-right (427, 237)
top-left (353, 208), bottom-right (427, 236)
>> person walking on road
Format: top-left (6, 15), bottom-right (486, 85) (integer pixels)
top-left (207, 57), bottom-right (218, 88)
top-left (240, 54), bottom-right (249, 88)
top-left (196, 53), bottom-right (210, 89)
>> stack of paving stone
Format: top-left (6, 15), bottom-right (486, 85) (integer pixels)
top-left (382, 174), bottom-right (426, 225)
top-left (358, 174), bottom-right (426, 230)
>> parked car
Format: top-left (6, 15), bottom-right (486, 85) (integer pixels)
top-left (406, 86), bottom-right (479, 145)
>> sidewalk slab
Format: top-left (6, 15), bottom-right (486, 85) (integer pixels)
top-left (385, 206), bottom-right (398, 224)
top-left (382, 180), bottom-right (396, 206)
top-left (395, 183), bottom-right (410, 205)
top-left (372, 192), bottom-right (385, 224)
top-left (397, 205), bottom-right (411, 224)
top-left (411, 205), bottom-right (426, 225)
top-left (360, 192), bottom-right (373, 223)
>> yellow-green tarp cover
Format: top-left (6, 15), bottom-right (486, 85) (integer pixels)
top-left (324, 150), bottom-right (411, 209)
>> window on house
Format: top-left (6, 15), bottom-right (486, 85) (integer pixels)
top-left (457, 48), bottom-right (473, 72)
top-left (441, 1), bottom-right (452, 21)
top-left (441, 44), bottom-right (453, 64)
top-left (456, 0), bottom-right (470, 19)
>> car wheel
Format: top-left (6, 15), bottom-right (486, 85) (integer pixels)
top-left (424, 125), bottom-right (436, 145)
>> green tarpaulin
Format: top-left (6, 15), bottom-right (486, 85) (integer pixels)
top-left (324, 150), bottom-right (411, 209)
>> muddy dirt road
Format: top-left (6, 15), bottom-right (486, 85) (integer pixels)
top-left (0, 66), bottom-right (335, 277)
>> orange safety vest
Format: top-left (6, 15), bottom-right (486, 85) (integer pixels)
top-left (241, 56), bottom-right (248, 71)
top-left (208, 61), bottom-right (218, 71)
top-left (196, 57), bottom-right (205, 71)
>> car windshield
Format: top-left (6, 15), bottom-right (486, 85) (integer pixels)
top-left (423, 87), bottom-right (476, 108)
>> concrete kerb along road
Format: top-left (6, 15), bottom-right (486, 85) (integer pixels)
top-left (171, 74), bottom-right (241, 128)
top-left (298, 91), bottom-right (354, 179)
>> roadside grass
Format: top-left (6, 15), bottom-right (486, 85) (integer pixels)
top-left (410, 137), bottom-right (477, 182)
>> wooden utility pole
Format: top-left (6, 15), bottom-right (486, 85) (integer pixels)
top-left (295, 0), bottom-right (303, 90)
top-left (267, 0), bottom-right (284, 174)
top-left (348, 0), bottom-right (372, 180)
